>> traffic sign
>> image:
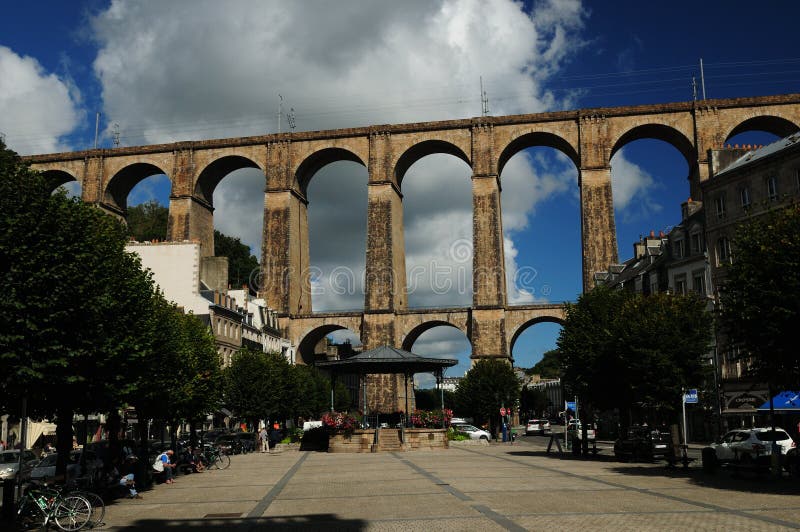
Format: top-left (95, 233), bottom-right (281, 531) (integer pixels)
top-left (684, 389), bottom-right (698, 404)
top-left (500, 407), bottom-right (507, 416)
top-left (565, 401), bottom-right (576, 411)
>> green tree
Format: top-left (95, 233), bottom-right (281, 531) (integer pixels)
top-left (558, 286), bottom-right (712, 426)
top-left (214, 230), bottom-right (259, 289)
top-left (127, 199), bottom-right (168, 241)
top-left (719, 203), bottom-right (800, 388)
top-left (414, 388), bottom-right (456, 411)
top-left (224, 350), bottom-right (291, 426)
top-left (526, 349), bottom-right (561, 379)
top-left (454, 359), bottom-right (521, 433)
top-left (0, 140), bottom-right (159, 473)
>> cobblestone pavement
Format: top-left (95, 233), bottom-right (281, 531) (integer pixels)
top-left (99, 438), bottom-right (800, 531)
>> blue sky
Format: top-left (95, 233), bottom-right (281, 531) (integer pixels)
top-left (2, 1), bottom-right (798, 384)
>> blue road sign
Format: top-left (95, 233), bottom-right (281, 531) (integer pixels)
top-left (684, 389), bottom-right (698, 404)
top-left (565, 401), bottom-right (576, 411)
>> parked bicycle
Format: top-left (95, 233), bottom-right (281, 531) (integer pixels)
top-left (16, 482), bottom-right (92, 531)
top-left (200, 446), bottom-right (231, 470)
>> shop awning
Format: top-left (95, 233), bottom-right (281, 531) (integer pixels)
top-left (756, 391), bottom-right (800, 412)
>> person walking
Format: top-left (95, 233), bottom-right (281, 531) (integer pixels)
top-left (259, 426), bottom-right (269, 453)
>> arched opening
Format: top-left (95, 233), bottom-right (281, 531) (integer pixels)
top-left (610, 125), bottom-right (693, 263)
top-left (725, 115), bottom-right (799, 144)
top-left (106, 163), bottom-right (172, 242)
top-left (204, 158), bottom-right (264, 291)
top-left (297, 325), bottom-right (362, 366)
top-left (195, 155), bottom-right (260, 206)
top-left (510, 318), bottom-right (564, 420)
top-left (395, 140), bottom-right (470, 189)
top-left (401, 152), bottom-right (473, 308)
top-left (499, 133), bottom-right (581, 304)
top-left (301, 150), bottom-right (368, 312)
top-left (406, 323), bottom-right (471, 390)
top-left (44, 169), bottom-right (81, 198)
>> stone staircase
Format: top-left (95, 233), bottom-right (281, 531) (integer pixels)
top-left (376, 429), bottom-right (404, 452)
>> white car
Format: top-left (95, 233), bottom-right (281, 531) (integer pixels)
top-left (453, 424), bottom-right (491, 441)
top-left (705, 428), bottom-right (795, 464)
top-left (525, 419), bottom-right (551, 435)
top-left (567, 420), bottom-right (596, 440)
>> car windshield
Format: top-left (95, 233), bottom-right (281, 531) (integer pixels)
top-left (216, 435), bottom-right (235, 442)
top-left (1, 452), bottom-right (19, 463)
top-left (458, 425), bottom-right (477, 432)
top-left (38, 454), bottom-right (58, 467)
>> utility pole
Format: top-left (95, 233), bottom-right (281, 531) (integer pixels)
top-left (277, 94), bottom-right (283, 133)
top-left (287, 107), bottom-right (296, 131)
top-left (94, 112), bottom-right (101, 149)
top-left (112, 123), bottom-right (120, 147)
top-left (699, 58), bottom-right (707, 100)
top-left (692, 77), bottom-right (697, 101)
top-left (480, 76), bottom-right (489, 116)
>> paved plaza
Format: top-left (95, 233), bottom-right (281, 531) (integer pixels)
top-left (98, 438), bottom-right (800, 531)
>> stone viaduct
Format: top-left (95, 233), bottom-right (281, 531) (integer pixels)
top-left (24, 93), bottom-right (800, 370)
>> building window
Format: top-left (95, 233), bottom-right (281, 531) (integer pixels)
top-left (715, 194), bottom-right (726, 219)
top-left (767, 174), bottom-right (778, 201)
top-left (674, 275), bottom-right (687, 295)
top-left (650, 281), bottom-right (658, 294)
top-left (692, 270), bottom-right (706, 295)
top-left (739, 186), bottom-right (751, 209)
top-left (673, 239), bottom-right (685, 258)
top-left (717, 237), bottom-right (731, 265)
top-left (690, 232), bottom-right (702, 254)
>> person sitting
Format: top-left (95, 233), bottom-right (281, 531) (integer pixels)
top-left (119, 455), bottom-right (141, 498)
top-left (156, 450), bottom-right (177, 484)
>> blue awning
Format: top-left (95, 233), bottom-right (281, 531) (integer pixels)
top-left (757, 391), bottom-right (800, 412)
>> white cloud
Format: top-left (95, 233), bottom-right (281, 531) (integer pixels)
top-left (86, 0), bottom-right (588, 322)
top-left (0, 46), bottom-right (83, 154)
top-left (610, 148), bottom-right (663, 223)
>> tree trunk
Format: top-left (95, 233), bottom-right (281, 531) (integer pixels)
top-left (55, 404), bottom-right (74, 478)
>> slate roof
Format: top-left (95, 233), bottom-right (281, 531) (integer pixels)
top-left (316, 345), bottom-right (457, 374)
top-left (717, 132), bottom-right (800, 176)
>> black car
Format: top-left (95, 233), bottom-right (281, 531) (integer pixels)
top-left (614, 426), bottom-right (673, 461)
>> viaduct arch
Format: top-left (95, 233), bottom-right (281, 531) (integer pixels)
top-left (26, 94), bottom-right (800, 370)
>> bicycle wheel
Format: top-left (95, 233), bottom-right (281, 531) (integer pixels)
top-left (214, 453), bottom-right (231, 470)
top-left (54, 495), bottom-right (92, 531)
top-left (74, 490), bottom-right (105, 529)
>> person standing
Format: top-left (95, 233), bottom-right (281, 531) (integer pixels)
top-left (259, 427), bottom-right (269, 453)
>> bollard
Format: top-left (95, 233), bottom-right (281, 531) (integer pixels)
top-left (1, 478), bottom-right (16, 519)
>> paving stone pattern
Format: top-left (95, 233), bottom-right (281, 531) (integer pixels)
top-left (100, 439), bottom-right (800, 531)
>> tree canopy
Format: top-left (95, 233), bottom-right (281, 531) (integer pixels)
top-left (718, 203), bottom-right (800, 388)
top-left (454, 359), bottom-right (521, 429)
top-left (526, 349), bottom-right (561, 379)
top-left (127, 199), bottom-right (168, 242)
top-left (557, 286), bottom-right (712, 424)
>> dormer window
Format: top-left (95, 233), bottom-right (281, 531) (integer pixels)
top-left (673, 239), bottom-right (685, 258)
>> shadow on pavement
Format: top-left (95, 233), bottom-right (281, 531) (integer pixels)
top-left (505, 449), bottom-right (800, 494)
top-left (109, 514), bottom-right (367, 531)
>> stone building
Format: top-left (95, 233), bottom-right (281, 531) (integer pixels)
top-left (701, 133), bottom-right (800, 423)
top-left (126, 241), bottom-right (294, 366)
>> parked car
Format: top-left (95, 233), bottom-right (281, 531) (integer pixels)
top-left (525, 419), bottom-right (551, 435)
top-left (614, 426), bottom-right (673, 461)
top-left (0, 449), bottom-right (39, 481)
top-left (567, 420), bottom-right (596, 441)
top-left (29, 449), bottom-right (102, 483)
top-left (703, 427), bottom-right (795, 466)
top-left (453, 424), bottom-right (491, 441)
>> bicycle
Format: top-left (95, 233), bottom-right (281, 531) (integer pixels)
top-left (61, 484), bottom-right (106, 530)
top-left (16, 483), bottom-right (92, 531)
top-left (201, 447), bottom-right (231, 470)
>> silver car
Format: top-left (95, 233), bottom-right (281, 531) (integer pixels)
top-left (705, 428), bottom-right (795, 464)
top-left (0, 449), bottom-right (39, 480)
top-left (29, 449), bottom-right (102, 482)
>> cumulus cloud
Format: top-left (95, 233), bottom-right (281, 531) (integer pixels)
top-left (0, 46), bottom-right (83, 154)
top-left (85, 1), bottom-right (588, 354)
top-left (610, 148), bottom-right (663, 223)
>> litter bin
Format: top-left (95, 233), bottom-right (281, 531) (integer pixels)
top-left (2, 478), bottom-right (16, 518)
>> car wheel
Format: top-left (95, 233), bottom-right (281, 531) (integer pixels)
top-left (480, 436), bottom-right (488, 441)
